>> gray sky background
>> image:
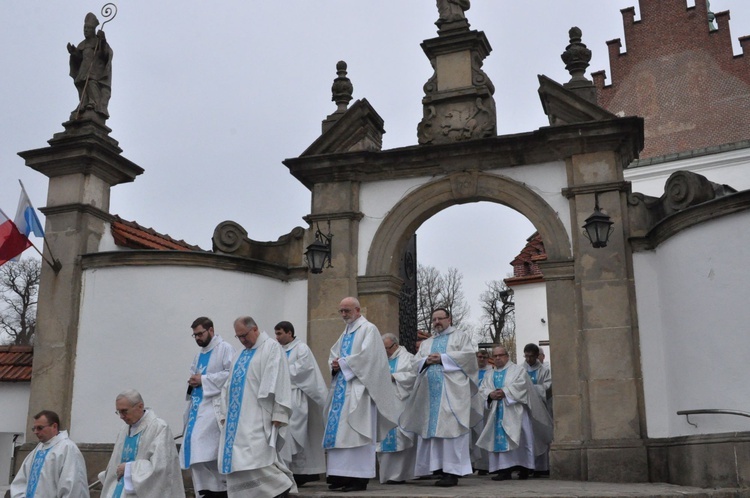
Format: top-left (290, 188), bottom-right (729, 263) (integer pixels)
top-left (2, 1), bottom-right (749, 328)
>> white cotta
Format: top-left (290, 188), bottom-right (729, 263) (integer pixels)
top-left (99, 410), bottom-right (185, 498)
top-left (10, 430), bottom-right (90, 498)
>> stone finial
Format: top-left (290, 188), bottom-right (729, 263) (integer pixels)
top-left (331, 61), bottom-right (354, 113)
top-left (561, 27), bottom-right (592, 85)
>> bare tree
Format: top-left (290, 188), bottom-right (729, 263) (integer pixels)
top-left (0, 258), bottom-right (41, 345)
top-left (416, 264), bottom-right (470, 334)
top-left (476, 280), bottom-right (516, 360)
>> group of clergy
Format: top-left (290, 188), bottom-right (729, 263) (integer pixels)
top-left (9, 298), bottom-right (554, 497)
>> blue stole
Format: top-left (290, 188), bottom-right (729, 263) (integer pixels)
top-left (26, 447), bottom-right (50, 498)
top-left (221, 348), bottom-right (257, 473)
top-left (183, 349), bottom-right (213, 467)
top-left (113, 432), bottom-right (141, 498)
top-left (380, 357), bottom-right (400, 452)
top-left (492, 369), bottom-right (510, 452)
top-left (528, 368), bottom-right (539, 385)
top-left (285, 348), bottom-right (292, 358)
top-left (323, 328), bottom-right (357, 449)
top-left (427, 333), bottom-right (449, 438)
top-left (478, 368), bottom-right (487, 385)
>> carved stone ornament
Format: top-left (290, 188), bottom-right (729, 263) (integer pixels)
top-left (450, 171), bottom-right (479, 199)
top-left (418, 97), bottom-right (495, 144)
top-left (213, 220), bottom-right (248, 254)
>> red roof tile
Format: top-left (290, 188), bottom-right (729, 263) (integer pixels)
top-left (111, 216), bottom-right (205, 252)
top-left (0, 345), bottom-right (33, 382)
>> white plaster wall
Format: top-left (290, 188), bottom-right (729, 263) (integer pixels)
top-left (511, 282), bottom-right (550, 366)
top-left (71, 265), bottom-right (307, 443)
top-left (634, 210), bottom-right (750, 438)
top-left (0, 383), bottom-right (29, 486)
top-left (358, 162), bottom-right (571, 276)
top-left (625, 146), bottom-right (750, 197)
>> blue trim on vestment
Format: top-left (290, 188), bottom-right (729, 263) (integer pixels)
top-left (427, 333), bottom-right (449, 438)
top-left (381, 356), bottom-right (400, 452)
top-left (113, 432), bottom-right (141, 498)
top-left (323, 329), bottom-right (356, 449)
top-left (221, 348), bottom-right (257, 473)
top-left (528, 368), bottom-right (539, 385)
top-left (25, 447), bottom-right (50, 497)
top-left (492, 369), bottom-right (510, 452)
top-left (183, 349), bottom-right (213, 467)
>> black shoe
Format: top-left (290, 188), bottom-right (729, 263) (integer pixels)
top-left (385, 480), bottom-right (405, 484)
top-left (435, 473), bottom-right (458, 487)
top-left (517, 467), bottom-right (530, 480)
top-left (491, 471), bottom-right (512, 481)
top-left (273, 488), bottom-right (291, 498)
top-left (294, 473), bottom-right (320, 487)
top-left (327, 475), bottom-right (349, 490)
top-left (341, 478), bottom-right (368, 492)
top-left (477, 469), bottom-right (488, 476)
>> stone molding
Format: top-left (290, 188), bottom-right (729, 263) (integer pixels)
top-left (212, 222), bottom-right (306, 269)
top-left (39, 203), bottom-right (113, 222)
top-left (630, 190), bottom-right (750, 251)
top-left (303, 211), bottom-right (364, 223)
top-left (286, 117), bottom-right (644, 189)
top-left (562, 180), bottom-right (630, 198)
top-left (366, 171), bottom-right (572, 278)
top-left (536, 259), bottom-right (575, 281)
top-left (82, 250), bottom-right (308, 281)
top-left (357, 274), bottom-right (404, 298)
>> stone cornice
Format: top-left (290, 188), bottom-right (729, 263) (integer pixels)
top-left (82, 250), bottom-right (308, 281)
top-left (40, 203), bottom-right (113, 222)
top-left (562, 181), bottom-right (631, 198)
top-left (284, 117), bottom-right (643, 189)
top-left (357, 274), bottom-right (404, 298)
top-left (646, 431), bottom-right (750, 447)
top-left (303, 211), bottom-right (364, 223)
top-left (630, 190), bottom-right (750, 251)
top-left (536, 259), bottom-right (575, 281)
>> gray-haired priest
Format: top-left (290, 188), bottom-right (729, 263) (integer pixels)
top-left (323, 297), bottom-right (398, 492)
top-left (218, 316), bottom-right (295, 498)
top-left (99, 389), bottom-right (185, 497)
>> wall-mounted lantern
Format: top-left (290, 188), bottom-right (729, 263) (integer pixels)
top-left (582, 192), bottom-right (614, 248)
top-left (304, 222), bottom-right (333, 274)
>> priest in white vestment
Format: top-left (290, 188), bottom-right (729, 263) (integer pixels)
top-left (477, 346), bottom-right (553, 481)
top-left (10, 410), bottom-right (89, 498)
top-left (274, 320), bottom-right (327, 487)
top-left (323, 297), bottom-right (398, 493)
top-left (99, 390), bottom-right (185, 498)
top-left (471, 349), bottom-right (493, 475)
top-left (523, 342), bottom-right (552, 475)
top-left (179, 317), bottom-right (236, 497)
top-left (218, 316), bottom-right (295, 498)
top-left (400, 307), bottom-right (480, 488)
top-left (376, 333), bottom-right (417, 484)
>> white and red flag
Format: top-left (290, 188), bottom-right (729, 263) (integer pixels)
top-left (0, 208), bottom-right (31, 265)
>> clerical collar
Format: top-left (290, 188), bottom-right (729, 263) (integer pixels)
top-left (130, 409), bottom-right (148, 431)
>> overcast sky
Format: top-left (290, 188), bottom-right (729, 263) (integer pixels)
top-left (2, 1), bottom-right (749, 328)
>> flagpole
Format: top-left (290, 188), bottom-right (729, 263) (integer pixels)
top-left (18, 180), bottom-right (61, 272)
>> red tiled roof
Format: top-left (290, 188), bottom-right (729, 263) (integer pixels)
top-left (0, 345), bottom-right (33, 382)
top-left (505, 232), bottom-right (547, 286)
top-left (111, 216), bottom-right (205, 252)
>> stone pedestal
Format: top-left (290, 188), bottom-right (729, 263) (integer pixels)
top-left (418, 27), bottom-right (496, 144)
top-left (17, 118), bottom-right (143, 440)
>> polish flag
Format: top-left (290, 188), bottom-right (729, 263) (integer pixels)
top-left (0, 209), bottom-right (32, 265)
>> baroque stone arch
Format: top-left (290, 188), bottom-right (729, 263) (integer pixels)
top-left (366, 170), bottom-right (572, 278)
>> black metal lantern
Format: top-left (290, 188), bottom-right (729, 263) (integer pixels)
top-left (305, 222), bottom-right (333, 274)
top-left (582, 193), bottom-right (614, 248)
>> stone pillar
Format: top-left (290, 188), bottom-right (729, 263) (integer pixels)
top-left (559, 150), bottom-right (647, 481)
top-left (417, 26), bottom-right (496, 144)
top-left (17, 119), bottom-right (143, 438)
top-left (305, 180), bottom-right (363, 379)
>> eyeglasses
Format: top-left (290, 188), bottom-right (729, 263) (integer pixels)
top-left (385, 343), bottom-right (397, 350)
top-left (191, 329), bottom-right (209, 338)
top-left (493, 353), bottom-right (509, 358)
top-left (235, 333), bottom-right (249, 340)
top-left (431, 316), bottom-right (449, 322)
top-left (338, 308), bottom-right (353, 313)
top-left (115, 405), bottom-right (138, 416)
top-left (32, 425), bottom-right (50, 432)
